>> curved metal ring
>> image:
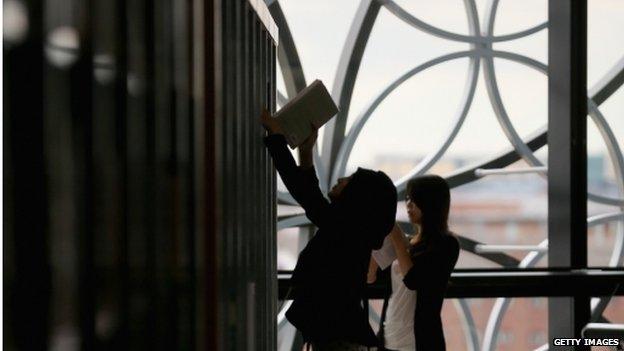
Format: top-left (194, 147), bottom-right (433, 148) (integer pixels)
top-left (380, 0), bottom-right (546, 44)
top-left (587, 100), bottom-right (624, 207)
top-left (483, 0), bottom-right (624, 208)
top-left (331, 51), bottom-right (479, 186)
top-left (484, 211), bottom-right (624, 349)
top-left (277, 214), bottom-right (310, 231)
top-left (484, 50), bottom-right (624, 206)
top-left (455, 299), bottom-right (481, 351)
top-left (482, 240), bottom-right (548, 351)
top-left (321, 0), bottom-right (381, 190)
top-left (274, 1), bottom-right (624, 348)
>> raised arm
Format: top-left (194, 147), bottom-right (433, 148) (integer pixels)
top-left (261, 109), bottom-right (332, 228)
top-left (297, 125), bottom-right (315, 169)
top-left (390, 223), bottom-right (413, 276)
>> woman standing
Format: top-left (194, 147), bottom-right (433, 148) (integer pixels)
top-left (370, 175), bottom-right (460, 351)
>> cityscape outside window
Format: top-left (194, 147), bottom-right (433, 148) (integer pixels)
top-left (274, 1), bottom-right (624, 349)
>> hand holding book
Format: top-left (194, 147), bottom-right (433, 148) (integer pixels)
top-left (260, 108), bottom-right (282, 135)
top-left (267, 79), bottom-right (338, 149)
top-left (260, 107), bottom-right (318, 169)
top-left (260, 108), bottom-right (318, 149)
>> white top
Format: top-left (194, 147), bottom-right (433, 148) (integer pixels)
top-left (372, 234), bottom-right (397, 270)
top-left (383, 259), bottom-right (417, 351)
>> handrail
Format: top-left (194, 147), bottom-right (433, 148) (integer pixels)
top-left (475, 167), bottom-right (548, 177)
top-left (278, 269), bottom-right (624, 299)
top-left (582, 323), bottom-right (624, 337)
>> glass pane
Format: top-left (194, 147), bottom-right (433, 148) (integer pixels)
top-left (602, 296), bottom-right (624, 324)
top-left (587, 0), bottom-right (624, 269)
top-left (275, 0), bottom-right (551, 271)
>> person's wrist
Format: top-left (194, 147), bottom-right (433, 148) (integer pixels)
top-left (299, 144), bottom-right (313, 153)
top-left (390, 228), bottom-right (400, 238)
top-left (299, 157), bottom-right (313, 169)
top-left (298, 149), bottom-right (312, 161)
top-left (391, 232), bottom-right (404, 245)
top-left (390, 234), bottom-right (399, 244)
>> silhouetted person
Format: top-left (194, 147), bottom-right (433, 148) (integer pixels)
top-left (261, 109), bottom-right (397, 350)
top-left (370, 175), bottom-right (459, 351)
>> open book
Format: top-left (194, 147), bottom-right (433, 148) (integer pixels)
top-left (371, 233), bottom-right (410, 270)
top-left (274, 80), bottom-right (338, 149)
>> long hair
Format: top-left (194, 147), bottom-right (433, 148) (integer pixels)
top-left (406, 175), bottom-right (450, 245)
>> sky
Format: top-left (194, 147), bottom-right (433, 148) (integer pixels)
top-left (274, 0), bottom-right (624, 173)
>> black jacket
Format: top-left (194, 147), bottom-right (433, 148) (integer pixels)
top-left (264, 134), bottom-right (397, 346)
top-left (404, 233), bottom-right (460, 351)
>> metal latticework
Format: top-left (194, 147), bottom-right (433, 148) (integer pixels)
top-left (269, 1), bottom-right (624, 350)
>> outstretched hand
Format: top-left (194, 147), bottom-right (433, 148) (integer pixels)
top-left (260, 108), bottom-right (282, 135)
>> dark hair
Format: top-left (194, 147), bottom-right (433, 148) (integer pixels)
top-left (336, 168), bottom-right (397, 250)
top-left (406, 175), bottom-right (450, 244)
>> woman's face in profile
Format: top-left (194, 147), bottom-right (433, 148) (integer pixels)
top-left (406, 196), bottom-right (422, 224)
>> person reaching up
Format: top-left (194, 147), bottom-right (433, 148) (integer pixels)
top-left (261, 109), bottom-right (397, 350)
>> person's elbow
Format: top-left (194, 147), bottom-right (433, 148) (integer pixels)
top-left (304, 211), bottom-right (325, 229)
top-left (303, 207), bottom-right (332, 229)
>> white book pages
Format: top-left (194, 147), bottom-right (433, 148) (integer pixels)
top-left (274, 79), bottom-right (338, 149)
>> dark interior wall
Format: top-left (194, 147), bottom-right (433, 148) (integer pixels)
top-left (5, 0), bottom-right (199, 348)
top-left (207, 0), bottom-right (278, 350)
top-left (4, 0), bottom-right (277, 349)
top-left (4, 0), bottom-right (48, 348)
